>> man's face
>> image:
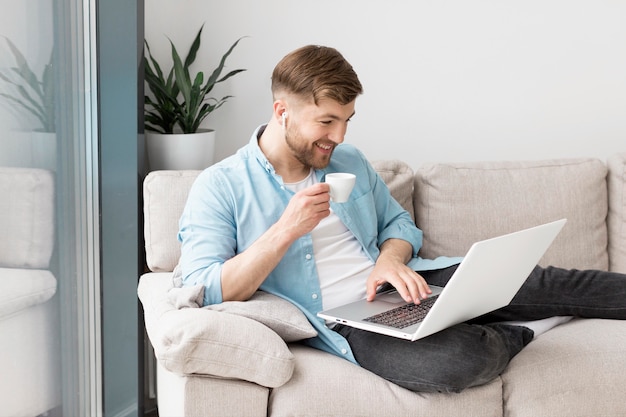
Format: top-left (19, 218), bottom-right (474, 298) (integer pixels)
top-left (284, 98), bottom-right (356, 169)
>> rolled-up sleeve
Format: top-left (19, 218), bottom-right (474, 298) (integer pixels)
top-left (178, 170), bottom-right (235, 305)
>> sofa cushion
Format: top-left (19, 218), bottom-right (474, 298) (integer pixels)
top-left (205, 292), bottom-right (318, 342)
top-left (414, 158), bottom-right (608, 270)
top-left (371, 159), bottom-right (415, 221)
top-left (167, 281), bottom-right (318, 342)
top-left (144, 170), bottom-right (201, 272)
top-left (138, 272), bottom-right (296, 388)
top-left (158, 365), bottom-right (270, 417)
top-left (502, 318), bottom-right (626, 417)
top-left (145, 162), bottom-right (415, 273)
top-left (270, 344), bottom-right (504, 417)
top-left (607, 152), bottom-right (626, 273)
top-left (0, 168), bottom-right (54, 269)
top-left (0, 268), bottom-right (57, 319)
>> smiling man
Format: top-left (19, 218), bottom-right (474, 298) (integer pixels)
top-left (178, 44), bottom-right (452, 363)
top-left (178, 45), bottom-right (626, 393)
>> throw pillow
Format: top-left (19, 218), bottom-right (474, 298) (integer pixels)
top-left (138, 272), bottom-right (296, 387)
top-left (168, 264), bottom-right (318, 342)
top-left (205, 291), bottom-right (318, 342)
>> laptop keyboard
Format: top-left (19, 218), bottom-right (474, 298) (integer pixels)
top-left (363, 295), bottom-right (439, 329)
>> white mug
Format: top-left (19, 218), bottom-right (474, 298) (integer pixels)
top-left (325, 173), bottom-right (356, 203)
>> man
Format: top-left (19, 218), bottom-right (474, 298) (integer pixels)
top-left (179, 45), bottom-right (626, 393)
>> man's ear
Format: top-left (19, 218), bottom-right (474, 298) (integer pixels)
top-left (273, 100), bottom-right (288, 125)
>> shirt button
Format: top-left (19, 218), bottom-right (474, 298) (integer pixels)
top-left (311, 293), bottom-right (318, 300)
top-left (305, 254), bottom-right (312, 260)
top-left (341, 348), bottom-right (348, 355)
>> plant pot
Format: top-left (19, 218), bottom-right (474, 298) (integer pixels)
top-left (31, 131), bottom-right (57, 171)
top-left (146, 129), bottom-right (216, 171)
top-left (0, 131), bottom-right (56, 171)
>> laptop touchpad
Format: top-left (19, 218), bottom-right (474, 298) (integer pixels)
top-left (376, 292), bottom-right (406, 304)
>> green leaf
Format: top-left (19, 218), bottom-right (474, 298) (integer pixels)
top-left (204, 37), bottom-right (246, 91)
top-left (171, 39), bottom-right (191, 103)
top-left (0, 36), bottom-right (55, 131)
top-left (183, 25), bottom-right (203, 69)
top-left (143, 25), bottom-right (246, 134)
top-left (3, 37), bottom-right (41, 96)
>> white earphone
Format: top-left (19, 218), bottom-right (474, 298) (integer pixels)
top-left (282, 111), bottom-right (288, 125)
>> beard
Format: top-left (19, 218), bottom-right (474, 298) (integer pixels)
top-left (284, 126), bottom-right (335, 169)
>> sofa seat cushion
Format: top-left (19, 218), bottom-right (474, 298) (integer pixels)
top-left (0, 268), bottom-right (56, 319)
top-left (138, 272), bottom-right (297, 388)
top-left (0, 167), bottom-right (54, 269)
top-left (414, 158), bottom-right (609, 271)
top-left (502, 318), bottom-right (626, 417)
top-left (269, 344), bottom-right (503, 417)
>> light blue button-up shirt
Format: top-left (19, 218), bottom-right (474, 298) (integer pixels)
top-left (178, 125), bottom-right (461, 364)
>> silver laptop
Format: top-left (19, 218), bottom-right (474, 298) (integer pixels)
top-left (317, 219), bottom-right (567, 341)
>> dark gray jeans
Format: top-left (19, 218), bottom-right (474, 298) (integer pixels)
top-left (334, 265), bottom-right (626, 393)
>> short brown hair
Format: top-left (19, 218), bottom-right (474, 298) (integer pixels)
top-left (271, 45), bottom-right (363, 105)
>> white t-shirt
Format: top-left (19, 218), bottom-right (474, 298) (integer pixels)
top-left (284, 170), bottom-right (374, 311)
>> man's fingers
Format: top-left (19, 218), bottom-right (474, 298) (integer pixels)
top-left (366, 279), bottom-right (383, 301)
top-left (302, 182), bottom-right (330, 197)
top-left (396, 271), bottom-right (431, 304)
top-left (366, 264), bottom-right (432, 304)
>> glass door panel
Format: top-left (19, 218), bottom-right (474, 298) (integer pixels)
top-left (0, 0), bottom-right (101, 415)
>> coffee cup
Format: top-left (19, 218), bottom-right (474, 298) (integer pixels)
top-left (325, 173), bottom-right (356, 203)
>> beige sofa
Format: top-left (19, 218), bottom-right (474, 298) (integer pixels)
top-left (138, 153), bottom-right (626, 417)
top-left (0, 167), bottom-right (60, 417)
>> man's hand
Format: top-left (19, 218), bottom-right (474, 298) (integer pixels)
top-left (365, 239), bottom-right (431, 304)
top-left (221, 182), bottom-right (330, 302)
top-left (276, 183), bottom-right (331, 239)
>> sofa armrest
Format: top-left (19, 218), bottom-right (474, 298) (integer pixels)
top-left (138, 273), bottom-right (297, 388)
top-left (0, 268), bottom-right (56, 320)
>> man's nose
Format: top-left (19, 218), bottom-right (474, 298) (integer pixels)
top-left (329, 123), bottom-right (348, 144)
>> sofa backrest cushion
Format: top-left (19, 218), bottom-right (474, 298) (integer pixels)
top-left (144, 170), bottom-right (201, 272)
top-left (144, 162), bottom-right (416, 272)
top-left (370, 160), bottom-right (415, 221)
top-left (414, 158), bottom-right (609, 271)
top-left (0, 167), bottom-right (54, 269)
top-left (607, 152), bottom-right (626, 273)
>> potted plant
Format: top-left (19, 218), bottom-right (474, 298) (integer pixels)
top-left (144, 24), bottom-right (245, 170)
top-left (0, 36), bottom-right (56, 170)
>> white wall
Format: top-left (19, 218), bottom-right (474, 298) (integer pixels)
top-left (145, 0), bottom-right (626, 168)
top-left (0, 0), bottom-right (54, 168)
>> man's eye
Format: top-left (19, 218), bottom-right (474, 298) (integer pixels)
top-left (320, 120), bottom-right (332, 125)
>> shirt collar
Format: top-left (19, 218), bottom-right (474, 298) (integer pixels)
top-left (249, 124), bottom-right (275, 175)
top-left (248, 123), bottom-right (328, 183)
